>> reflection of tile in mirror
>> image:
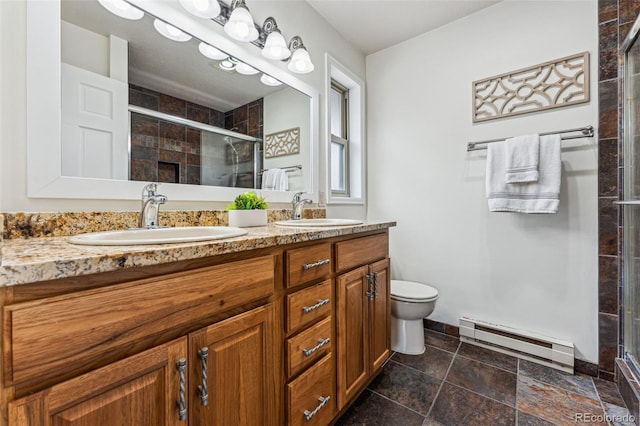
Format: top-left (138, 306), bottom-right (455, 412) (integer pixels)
top-left (158, 162), bottom-right (180, 183)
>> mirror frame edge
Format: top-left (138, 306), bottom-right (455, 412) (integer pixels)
top-left (26, 0), bottom-right (319, 203)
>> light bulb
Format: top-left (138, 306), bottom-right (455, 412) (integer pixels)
top-left (236, 62), bottom-right (259, 75)
top-left (153, 19), bottom-right (192, 42)
top-left (260, 74), bottom-right (282, 86)
top-left (98, 0), bottom-right (144, 20)
top-left (224, 6), bottom-right (259, 42)
top-left (262, 30), bottom-right (290, 60)
top-left (178, 0), bottom-right (221, 18)
top-left (198, 42), bottom-right (228, 60)
top-left (287, 47), bottom-right (314, 74)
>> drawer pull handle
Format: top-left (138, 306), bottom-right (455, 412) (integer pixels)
top-left (197, 347), bottom-right (209, 406)
top-left (303, 259), bottom-right (330, 270)
top-left (304, 395), bottom-right (331, 422)
top-left (176, 358), bottom-right (187, 421)
top-left (302, 337), bottom-right (331, 357)
top-left (302, 298), bottom-right (330, 314)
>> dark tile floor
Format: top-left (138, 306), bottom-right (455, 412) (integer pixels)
top-left (336, 329), bottom-right (636, 426)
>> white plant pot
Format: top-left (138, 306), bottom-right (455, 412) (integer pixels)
top-left (228, 209), bottom-right (268, 228)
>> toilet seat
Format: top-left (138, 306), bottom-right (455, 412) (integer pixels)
top-left (391, 280), bottom-right (438, 303)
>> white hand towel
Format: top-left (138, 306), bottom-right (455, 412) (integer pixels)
top-left (486, 134), bottom-right (561, 213)
top-left (505, 134), bottom-right (540, 183)
top-left (261, 169), bottom-right (277, 190)
top-left (274, 169), bottom-right (289, 191)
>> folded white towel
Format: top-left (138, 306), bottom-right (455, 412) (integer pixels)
top-left (486, 134), bottom-right (561, 213)
top-left (505, 134), bottom-right (540, 183)
top-left (261, 168), bottom-right (288, 191)
top-left (261, 169), bottom-right (277, 190)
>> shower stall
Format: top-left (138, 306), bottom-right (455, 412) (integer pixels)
top-left (621, 16), bottom-right (640, 374)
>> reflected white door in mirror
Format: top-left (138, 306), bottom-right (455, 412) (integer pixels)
top-left (26, 0), bottom-right (319, 204)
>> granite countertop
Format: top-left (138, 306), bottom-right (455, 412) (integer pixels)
top-left (1, 221), bottom-right (396, 286)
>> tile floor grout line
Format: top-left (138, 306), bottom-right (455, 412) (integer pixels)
top-left (455, 351), bottom-right (519, 375)
top-left (366, 388), bottom-right (428, 420)
top-left (425, 340), bottom-right (461, 420)
top-left (444, 379), bottom-right (517, 410)
top-left (388, 357), bottom-right (450, 381)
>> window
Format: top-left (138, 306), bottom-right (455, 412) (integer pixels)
top-left (330, 81), bottom-right (349, 195)
top-left (326, 54), bottom-right (364, 205)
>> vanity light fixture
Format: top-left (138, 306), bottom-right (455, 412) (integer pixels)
top-left (260, 74), bottom-right (282, 86)
top-left (261, 17), bottom-right (290, 60)
top-left (224, 0), bottom-right (259, 43)
top-left (153, 19), bottom-right (192, 42)
top-left (219, 57), bottom-right (238, 71)
top-left (236, 62), bottom-right (259, 75)
top-left (287, 36), bottom-right (314, 74)
top-left (97, 0), bottom-right (144, 20)
top-left (198, 42), bottom-right (228, 60)
top-left (178, 0), bottom-right (221, 19)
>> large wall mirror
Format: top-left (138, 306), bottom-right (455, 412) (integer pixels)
top-left (27, 0), bottom-right (319, 203)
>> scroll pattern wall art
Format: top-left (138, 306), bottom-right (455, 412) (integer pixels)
top-left (472, 52), bottom-right (589, 123)
top-left (264, 127), bottom-right (300, 158)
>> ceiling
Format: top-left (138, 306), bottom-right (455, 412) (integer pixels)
top-left (305, 0), bottom-right (501, 55)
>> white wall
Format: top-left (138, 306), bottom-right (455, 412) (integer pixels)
top-left (0, 0), bottom-right (366, 216)
top-left (367, 0), bottom-right (599, 362)
top-left (264, 87), bottom-right (311, 192)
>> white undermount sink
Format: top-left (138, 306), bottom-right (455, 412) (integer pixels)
top-left (275, 218), bottom-right (363, 227)
top-left (69, 226), bottom-right (248, 246)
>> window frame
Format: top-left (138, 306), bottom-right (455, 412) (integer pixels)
top-left (330, 80), bottom-right (350, 196)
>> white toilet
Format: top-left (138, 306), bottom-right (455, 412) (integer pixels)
top-left (390, 280), bottom-right (439, 355)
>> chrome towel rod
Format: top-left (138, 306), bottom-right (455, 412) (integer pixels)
top-left (467, 125), bottom-right (594, 152)
top-left (260, 165), bottom-right (302, 174)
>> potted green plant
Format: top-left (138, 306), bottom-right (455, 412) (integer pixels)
top-left (227, 191), bottom-right (268, 228)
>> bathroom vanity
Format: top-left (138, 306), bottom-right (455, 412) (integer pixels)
top-left (0, 221), bottom-right (394, 425)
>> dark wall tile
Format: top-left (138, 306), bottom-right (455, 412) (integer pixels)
top-left (594, 376), bottom-right (627, 406)
top-left (187, 153), bottom-right (200, 167)
top-left (158, 161), bottom-right (180, 183)
top-left (233, 105), bottom-right (248, 124)
top-left (620, 0), bottom-right (640, 25)
top-left (616, 359), bottom-right (640, 419)
top-left (131, 114), bottom-right (159, 137)
top-left (158, 94), bottom-right (186, 117)
top-left (130, 159), bottom-right (157, 182)
top-left (424, 319), bottom-right (445, 333)
top-left (129, 88), bottom-right (159, 110)
top-left (187, 165), bottom-right (200, 185)
top-left (160, 122), bottom-right (186, 142)
top-left (159, 149), bottom-right (186, 165)
top-left (131, 145), bottom-right (157, 161)
top-left (599, 80), bottom-right (619, 139)
top-left (599, 0), bottom-right (618, 23)
top-left (600, 49), bottom-right (618, 83)
top-left (599, 198), bottom-right (619, 256)
top-left (599, 256), bottom-right (619, 314)
top-left (444, 324), bottom-right (460, 338)
top-left (599, 313), bottom-right (619, 372)
top-left (186, 129), bottom-right (201, 154)
top-left (131, 134), bottom-right (159, 149)
top-left (186, 103), bottom-right (210, 124)
top-left (574, 359), bottom-right (599, 377)
top-left (248, 103), bottom-right (261, 133)
top-left (210, 110), bottom-right (225, 128)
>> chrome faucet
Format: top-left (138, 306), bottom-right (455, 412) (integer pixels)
top-left (292, 192), bottom-right (312, 220)
top-left (139, 183), bottom-right (167, 228)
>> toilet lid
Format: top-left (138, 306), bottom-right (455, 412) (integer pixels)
top-left (391, 280), bottom-right (438, 301)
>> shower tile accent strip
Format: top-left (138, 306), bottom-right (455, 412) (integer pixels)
top-left (1, 209), bottom-right (326, 240)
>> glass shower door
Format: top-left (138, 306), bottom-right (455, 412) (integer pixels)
top-left (623, 22), bottom-right (640, 371)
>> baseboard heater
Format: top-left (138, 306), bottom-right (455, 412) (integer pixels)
top-left (459, 316), bottom-right (574, 373)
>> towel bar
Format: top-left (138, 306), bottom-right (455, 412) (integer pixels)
top-left (467, 126), bottom-right (594, 152)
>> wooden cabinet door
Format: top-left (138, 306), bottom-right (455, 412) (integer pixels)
top-left (189, 304), bottom-right (277, 426)
top-left (369, 259), bottom-right (391, 373)
top-left (336, 266), bottom-right (368, 410)
top-left (8, 337), bottom-right (188, 426)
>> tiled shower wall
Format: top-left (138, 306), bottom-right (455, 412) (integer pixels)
top-left (598, 0), bottom-right (640, 380)
top-left (129, 85), bottom-right (263, 185)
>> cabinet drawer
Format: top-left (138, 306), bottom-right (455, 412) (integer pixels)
top-left (4, 255), bottom-right (276, 389)
top-left (287, 317), bottom-right (332, 378)
top-left (286, 279), bottom-right (332, 333)
top-left (335, 233), bottom-right (388, 273)
top-left (286, 243), bottom-right (332, 288)
top-left (287, 354), bottom-right (336, 426)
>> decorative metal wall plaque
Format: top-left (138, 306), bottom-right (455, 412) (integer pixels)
top-left (473, 52), bottom-right (589, 123)
top-left (264, 127), bottom-right (300, 158)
